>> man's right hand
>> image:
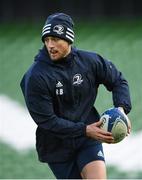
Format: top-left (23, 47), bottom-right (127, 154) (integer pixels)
top-left (86, 120), bottom-right (114, 144)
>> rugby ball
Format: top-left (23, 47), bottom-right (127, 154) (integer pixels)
top-left (100, 108), bottom-right (128, 143)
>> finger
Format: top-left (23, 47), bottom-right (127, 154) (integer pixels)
top-left (98, 128), bottom-right (113, 136)
top-left (98, 137), bottom-right (115, 144)
top-left (96, 130), bottom-right (114, 141)
top-left (100, 134), bottom-right (114, 141)
top-left (103, 139), bottom-right (115, 144)
top-left (126, 127), bottom-right (131, 135)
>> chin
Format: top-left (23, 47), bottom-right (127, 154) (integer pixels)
top-left (50, 55), bottom-right (62, 61)
top-left (51, 57), bottom-right (60, 61)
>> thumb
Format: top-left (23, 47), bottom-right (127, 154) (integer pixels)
top-left (95, 120), bottom-right (103, 127)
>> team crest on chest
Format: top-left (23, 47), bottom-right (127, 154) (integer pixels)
top-left (73, 74), bottom-right (83, 85)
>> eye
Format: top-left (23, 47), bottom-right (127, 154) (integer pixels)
top-left (52, 37), bottom-right (60, 42)
top-left (44, 37), bottom-right (50, 43)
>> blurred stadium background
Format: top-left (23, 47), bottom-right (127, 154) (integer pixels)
top-left (0, 0), bottom-right (142, 179)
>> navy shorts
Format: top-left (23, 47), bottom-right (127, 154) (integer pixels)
top-left (48, 142), bottom-right (105, 179)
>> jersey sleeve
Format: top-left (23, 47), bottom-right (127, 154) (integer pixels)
top-left (94, 54), bottom-right (132, 114)
top-left (20, 74), bottom-right (86, 139)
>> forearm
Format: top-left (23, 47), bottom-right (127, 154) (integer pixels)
top-left (112, 80), bottom-right (132, 114)
top-left (28, 108), bottom-right (86, 139)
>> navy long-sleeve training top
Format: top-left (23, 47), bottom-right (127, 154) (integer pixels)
top-left (20, 46), bottom-right (132, 162)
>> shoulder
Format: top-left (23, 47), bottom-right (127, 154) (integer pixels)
top-left (74, 48), bottom-right (116, 75)
top-left (23, 53), bottom-right (53, 84)
top-left (21, 61), bottom-right (49, 90)
top-left (76, 48), bottom-right (98, 59)
top-left (75, 48), bottom-right (107, 66)
top-left (21, 48), bottom-right (53, 92)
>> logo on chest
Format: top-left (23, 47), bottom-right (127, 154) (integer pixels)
top-left (73, 74), bottom-right (83, 85)
top-left (56, 81), bottom-right (63, 95)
